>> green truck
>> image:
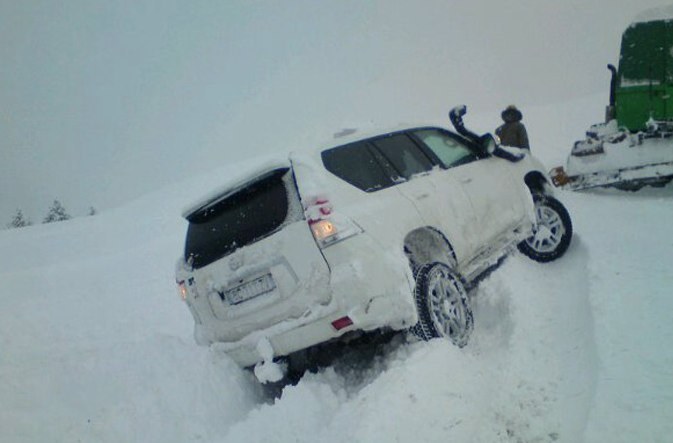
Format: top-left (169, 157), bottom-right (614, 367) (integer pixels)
top-left (612, 17), bottom-right (673, 132)
top-left (552, 10), bottom-right (673, 191)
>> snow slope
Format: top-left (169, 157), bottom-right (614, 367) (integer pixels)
top-left (1, 98), bottom-right (673, 442)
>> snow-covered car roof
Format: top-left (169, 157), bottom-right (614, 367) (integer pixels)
top-left (309, 121), bottom-right (443, 153)
top-left (181, 121), bottom-right (453, 218)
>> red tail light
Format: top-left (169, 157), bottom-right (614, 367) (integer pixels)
top-left (304, 197), bottom-right (362, 248)
top-left (331, 316), bottom-right (354, 331)
top-left (177, 280), bottom-right (187, 301)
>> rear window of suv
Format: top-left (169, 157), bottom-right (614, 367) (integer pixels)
top-left (184, 168), bottom-right (292, 269)
top-left (322, 141), bottom-right (394, 192)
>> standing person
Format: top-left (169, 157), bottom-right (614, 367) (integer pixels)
top-left (496, 105), bottom-right (530, 150)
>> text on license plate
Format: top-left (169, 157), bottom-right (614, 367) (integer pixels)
top-left (224, 274), bottom-right (276, 305)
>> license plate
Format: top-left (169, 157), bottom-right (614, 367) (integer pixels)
top-left (224, 274), bottom-right (276, 305)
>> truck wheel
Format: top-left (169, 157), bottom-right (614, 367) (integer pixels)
top-left (518, 195), bottom-right (572, 263)
top-left (411, 262), bottom-right (473, 347)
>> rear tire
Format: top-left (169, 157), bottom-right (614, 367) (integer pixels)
top-left (518, 195), bottom-right (572, 263)
top-left (411, 262), bottom-right (473, 347)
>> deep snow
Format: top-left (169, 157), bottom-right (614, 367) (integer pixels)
top-left (2, 97), bottom-right (673, 442)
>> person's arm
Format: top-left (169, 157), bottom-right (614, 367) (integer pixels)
top-left (495, 125), bottom-right (504, 140)
top-left (519, 124), bottom-right (530, 150)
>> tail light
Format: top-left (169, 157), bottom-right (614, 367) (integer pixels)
top-left (304, 197), bottom-right (362, 248)
top-left (177, 280), bottom-right (187, 301)
top-left (331, 316), bottom-right (354, 331)
top-left (549, 166), bottom-right (571, 187)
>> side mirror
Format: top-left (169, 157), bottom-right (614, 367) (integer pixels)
top-left (479, 133), bottom-right (497, 155)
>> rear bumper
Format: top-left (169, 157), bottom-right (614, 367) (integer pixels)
top-left (199, 233), bottom-right (417, 368)
top-left (204, 289), bottom-right (416, 368)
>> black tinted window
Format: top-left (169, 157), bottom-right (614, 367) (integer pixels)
top-left (185, 168), bottom-right (291, 269)
top-left (322, 141), bottom-right (394, 192)
top-left (372, 134), bottom-right (433, 179)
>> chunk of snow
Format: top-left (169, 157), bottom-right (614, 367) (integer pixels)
top-left (253, 337), bottom-right (287, 383)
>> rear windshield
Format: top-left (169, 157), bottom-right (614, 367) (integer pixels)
top-left (184, 168), bottom-right (293, 269)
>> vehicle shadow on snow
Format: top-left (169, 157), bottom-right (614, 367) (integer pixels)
top-left (574, 180), bottom-right (673, 199)
top-left (259, 330), bottom-right (416, 400)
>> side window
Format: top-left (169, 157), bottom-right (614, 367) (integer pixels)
top-left (413, 129), bottom-right (478, 169)
top-left (371, 134), bottom-right (433, 180)
top-left (321, 141), bottom-right (394, 192)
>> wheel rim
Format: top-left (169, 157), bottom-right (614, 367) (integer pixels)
top-left (426, 267), bottom-right (467, 338)
top-left (525, 203), bottom-right (566, 253)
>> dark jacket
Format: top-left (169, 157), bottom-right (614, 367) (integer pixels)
top-left (496, 106), bottom-right (530, 150)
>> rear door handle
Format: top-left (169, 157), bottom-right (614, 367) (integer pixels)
top-left (460, 177), bottom-right (473, 184)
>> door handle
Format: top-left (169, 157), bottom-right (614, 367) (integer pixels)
top-left (415, 192), bottom-right (430, 200)
top-left (460, 177), bottom-right (473, 184)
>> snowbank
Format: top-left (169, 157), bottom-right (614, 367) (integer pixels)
top-left (632, 5), bottom-right (673, 24)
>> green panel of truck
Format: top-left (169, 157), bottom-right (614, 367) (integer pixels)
top-left (617, 19), bottom-right (673, 131)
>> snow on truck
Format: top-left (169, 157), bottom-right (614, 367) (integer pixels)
top-left (551, 7), bottom-right (673, 191)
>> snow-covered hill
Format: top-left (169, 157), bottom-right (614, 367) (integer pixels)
top-left (2, 98), bottom-right (672, 442)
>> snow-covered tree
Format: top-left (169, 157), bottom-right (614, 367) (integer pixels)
top-left (43, 200), bottom-right (71, 223)
top-left (88, 206), bottom-right (97, 216)
top-left (7, 209), bottom-right (32, 229)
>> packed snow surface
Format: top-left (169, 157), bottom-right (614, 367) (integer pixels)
top-left (2, 97), bottom-right (673, 442)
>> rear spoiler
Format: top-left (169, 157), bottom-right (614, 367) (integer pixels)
top-left (181, 156), bottom-right (290, 218)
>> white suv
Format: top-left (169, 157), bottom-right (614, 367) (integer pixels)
top-left (175, 106), bottom-right (572, 375)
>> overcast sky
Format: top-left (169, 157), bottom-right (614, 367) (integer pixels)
top-left (0, 1), bottom-right (668, 222)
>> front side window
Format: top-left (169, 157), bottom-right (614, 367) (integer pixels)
top-left (413, 129), bottom-right (478, 169)
top-left (371, 133), bottom-right (433, 180)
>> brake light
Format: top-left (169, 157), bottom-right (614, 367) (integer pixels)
top-left (304, 197), bottom-right (362, 248)
top-left (331, 316), bottom-right (354, 331)
top-left (177, 280), bottom-right (187, 301)
top-left (305, 198), bottom-right (332, 222)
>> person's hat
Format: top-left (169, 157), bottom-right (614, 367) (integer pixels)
top-left (501, 105), bottom-right (523, 122)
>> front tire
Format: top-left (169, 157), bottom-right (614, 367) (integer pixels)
top-left (411, 262), bottom-right (473, 347)
top-left (518, 195), bottom-right (572, 263)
